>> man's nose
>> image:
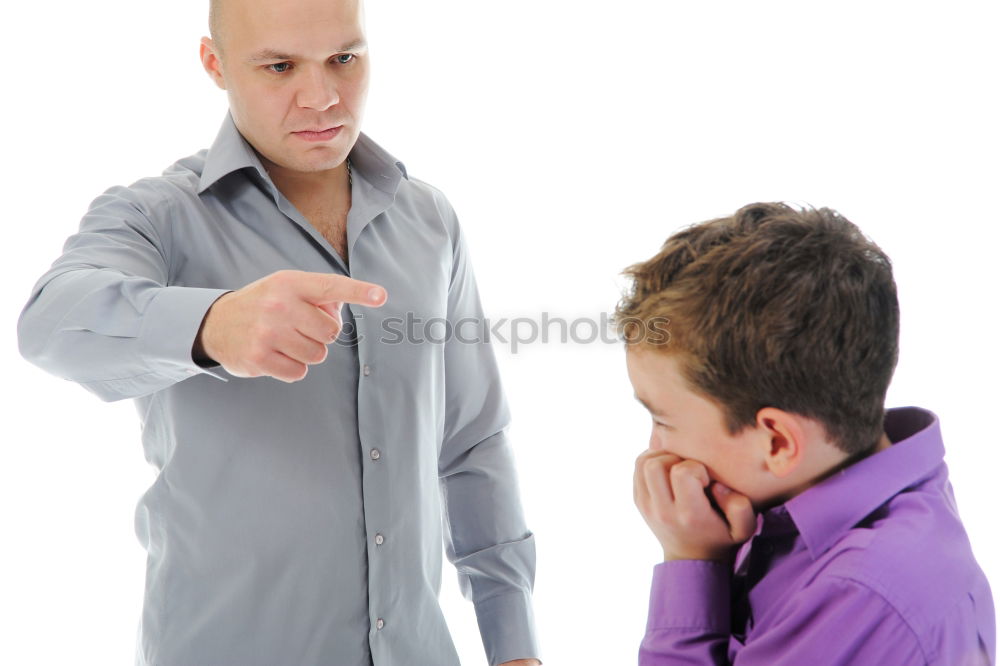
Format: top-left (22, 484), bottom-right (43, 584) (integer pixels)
top-left (297, 66), bottom-right (340, 111)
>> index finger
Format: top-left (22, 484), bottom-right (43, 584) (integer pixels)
top-left (297, 273), bottom-right (387, 307)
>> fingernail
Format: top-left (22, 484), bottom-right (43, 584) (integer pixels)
top-left (369, 287), bottom-right (384, 303)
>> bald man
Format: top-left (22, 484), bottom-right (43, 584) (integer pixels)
top-left (16, 1), bottom-right (540, 664)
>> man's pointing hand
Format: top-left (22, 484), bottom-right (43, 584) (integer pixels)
top-left (193, 269), bottom-right (387, 382)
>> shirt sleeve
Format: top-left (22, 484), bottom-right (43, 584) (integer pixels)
top-left (435, 197), bottom-right (540, 666)
top-left (641, 560), bottom-right (733, 664)
top-left (16, 182), bottom-right (231, 402)
top-left (641, 562), bottom-right (927, 665)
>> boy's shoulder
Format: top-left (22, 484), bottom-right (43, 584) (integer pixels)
top-left (779, 407), bottom-right (994, 659)
top-left (815, 468), bottom-right (986, 621)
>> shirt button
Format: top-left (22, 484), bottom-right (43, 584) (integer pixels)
top-left (370, 448), bottom-right (381, 461)
top-left (375, 533), bottom-right (385, 546)
top-left (363, 364), bottom-right (371, 376)
top-left (376, 618), bottom-right (385, 630)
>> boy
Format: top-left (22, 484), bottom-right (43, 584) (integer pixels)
top-left (613, 202), bottom-right (995, 664)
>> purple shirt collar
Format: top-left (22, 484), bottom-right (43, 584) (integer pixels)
top-left (776, 406), bottom-right (944, 559)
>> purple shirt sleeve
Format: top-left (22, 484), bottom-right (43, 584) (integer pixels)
top-left (640, 560), bottom-right (731, 664)
top-left (641, 561), bottom-right (930, 665)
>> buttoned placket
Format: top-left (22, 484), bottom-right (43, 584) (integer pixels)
top-left (359, 331), bottom-right (389, 642)
top-left (260, 156), bottom-right (403, 649)
top-left (261, 170), bottom-right (393, 645)
top-left (346, 167), bottom-right (405, 649)
top-left (361, 358), bottom-right (383, 554)
top-left (272, 168), bottom-right (393, 639)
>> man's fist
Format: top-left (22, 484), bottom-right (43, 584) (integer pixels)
top-left (192, 269), bottom-right (387, 383)
top-left (633, 450), bottom-right (756, 562)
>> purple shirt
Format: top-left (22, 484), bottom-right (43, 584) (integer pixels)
top-left (640, 406), bottom-right (996, 665)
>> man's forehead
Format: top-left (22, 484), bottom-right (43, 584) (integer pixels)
top-left (221, 0), bottom-right (364, 49)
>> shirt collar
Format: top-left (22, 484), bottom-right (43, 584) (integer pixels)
top-left (197, 110), bottom-right (408, 196)
top-left (779, 406), bottom-right (944, 559)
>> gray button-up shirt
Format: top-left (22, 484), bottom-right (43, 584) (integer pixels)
top-left (17, 111), bottom-right (538, 666)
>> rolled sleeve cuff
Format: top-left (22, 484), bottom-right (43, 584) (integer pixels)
top-left (139, 286), bottom-right (232, 382)
top-left (474, 588), bottom-right (540, 666)
top-left (647, 559), bottom-right (731, 634)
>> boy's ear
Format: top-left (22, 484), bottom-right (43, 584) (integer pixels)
top-left (756, 407), bottom-right (806, 478)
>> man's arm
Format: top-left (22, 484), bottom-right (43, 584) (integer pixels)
top-left (17, 181), bottom-right (388, 400)
top-left (435, 197), bottom-right (540, 666)
top-left (16, 182), bottom-right (230, 402)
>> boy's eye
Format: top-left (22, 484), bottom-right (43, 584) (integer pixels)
top-left (268, 62), bottom-right (291, 74)
top-left (335, 54), bottom-right (355, 64)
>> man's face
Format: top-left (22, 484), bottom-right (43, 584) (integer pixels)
top-left (626, 347), bottom-right (770, 504)
top-left (203, 0), bottom-right (369, 174)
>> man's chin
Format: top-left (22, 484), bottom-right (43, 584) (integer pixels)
top-left (273, 150), bottom-right (352, 175)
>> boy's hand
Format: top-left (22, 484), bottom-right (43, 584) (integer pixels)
top-left (634, 450), bottom-right (756, 562)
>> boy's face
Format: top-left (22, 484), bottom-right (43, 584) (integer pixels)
top-left (626, 347), bottom-right (772, 506)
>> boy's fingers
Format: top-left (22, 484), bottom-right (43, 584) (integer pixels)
top-left (670, 459), bottom-right (710, 488)
top-left (634, 450), bottom-right (665, 507)
top-left (670, 460), bottom-right (714, 519)
top-left (633, 452), bottom-right (651, 508)
top-left (712, 483), bottom-right (757, 543)
top-left (643, 452), bottom-right (680, 507)
top-left (634, 450), bottom-right (686, 517)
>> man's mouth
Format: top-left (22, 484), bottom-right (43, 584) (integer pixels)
top-left (296, 125), bottom-right (340, 132)
top-left (292, 126), bottom-right (343, 142)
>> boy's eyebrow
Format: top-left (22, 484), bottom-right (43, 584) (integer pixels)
top-left (247, 40), bottom-right (368, 63)
top-left (634, 393), bottom-right (669, 418)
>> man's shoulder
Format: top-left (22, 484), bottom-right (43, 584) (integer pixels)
top-left (87, 148), bottom-right (210, 219)
top-left (392, 172), bottom-right (467, 243)
top-left (398, 172), bottom-right (454, 213)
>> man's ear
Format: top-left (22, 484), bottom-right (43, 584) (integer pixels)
top-left (755, 407), bottom-right (806, 478)
top-left (200, 37), bottom-right (227, 91)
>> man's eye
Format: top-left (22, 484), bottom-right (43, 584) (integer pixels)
top-left (267, 56), bottom-right (353, 74)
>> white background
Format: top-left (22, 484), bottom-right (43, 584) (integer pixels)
top-left (2, 1), bottom-right (998, 664)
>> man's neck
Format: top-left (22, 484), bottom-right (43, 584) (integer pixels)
top-left (258, 154), bottom-right (351, 206)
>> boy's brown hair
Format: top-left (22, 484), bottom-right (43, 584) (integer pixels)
top-left (613, 202), bottom-right (899, 456)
